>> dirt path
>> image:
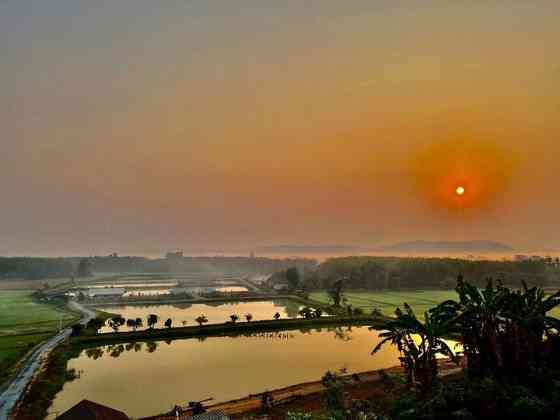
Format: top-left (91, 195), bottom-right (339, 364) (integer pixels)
top-left (0, 301), bottom-right (94, 420)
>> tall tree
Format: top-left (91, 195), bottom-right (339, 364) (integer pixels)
top-left (328, 279), bottom-right (344, 307)
top-left (76, 258), bottom-right (93, 277)
top-left (286, 267), bottom-right (300, 291)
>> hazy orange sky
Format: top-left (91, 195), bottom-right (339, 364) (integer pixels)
top-left (2, 1), bottom-right (559, 256)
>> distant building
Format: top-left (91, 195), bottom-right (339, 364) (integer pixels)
top-left (87, 288), bottom-right (125, 298)
top-left (166, 251), bottom-right (184, 260)
top-left (170, 286), bottom-right (217, 296)
top-left (273, 283), bottom-right (289, 291)
top-left (56, 400), bottom-right (129, 420)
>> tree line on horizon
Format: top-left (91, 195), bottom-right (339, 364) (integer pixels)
top-left (297, 256), bottom-right (553, 290)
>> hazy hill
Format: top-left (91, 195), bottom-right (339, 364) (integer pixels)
top-left (379, 240), bottom-right (514, 253)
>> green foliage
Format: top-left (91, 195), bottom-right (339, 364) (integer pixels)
top-left (286, 411), bottom-right (314, 420)
top-left (321, 371), bottom-right (348, 412)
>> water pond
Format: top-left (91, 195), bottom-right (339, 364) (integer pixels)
top-left (97, 299), bottom-right (305, 333)
top-left (48, 326), bottom-right (401, 419)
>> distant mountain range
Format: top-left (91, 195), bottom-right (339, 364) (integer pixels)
top-left (378, 240), bottom-right (514, 253)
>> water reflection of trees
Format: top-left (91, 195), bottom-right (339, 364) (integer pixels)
top-left (85, 348), bottom-right (104, 360)
top-left (329, 326), bottom-right (353, 342)
top-left (146, 341), bottom-right (158, 353)
top-left (109, 344), bottom-right (125, 358)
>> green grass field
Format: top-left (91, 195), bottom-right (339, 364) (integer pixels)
top-left (309, 290), bottom-right (458, 316)
top-left (0, 290), bottom-right (79, 383)
top-left (310, 289), bottom-right (560, 319)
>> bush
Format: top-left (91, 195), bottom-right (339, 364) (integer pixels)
top-left (286, 412), bottom-right (314, 420)
top-left (70, 324), bottom-right (83, 336)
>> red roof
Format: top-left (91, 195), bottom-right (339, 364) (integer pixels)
top-left (56, 400), bottom-right (129, 420)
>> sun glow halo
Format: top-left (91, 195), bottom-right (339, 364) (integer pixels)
top-left (456, 186), bottom-right (465, 196)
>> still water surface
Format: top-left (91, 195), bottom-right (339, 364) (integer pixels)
top-left (97, 299), bottom-right (304, 333)
top-left (48, 326), bottom-right (400, 419)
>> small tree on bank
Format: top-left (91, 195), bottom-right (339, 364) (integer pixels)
top-left (196, 315), bottom-right (208, 326)
top-left (86, 317), bottom-right (105, 333)
top-left (245, 313), bottom-right (253, 322)
top-left (230, 314), bottom-right (239, 323)
top-left (108, 316), bottom-right (126, 333)
top-left (147, 314), bottom-right (158, 329)
top-left (126, 319), bottom-right (137, 331)
top-left (164, 318), bottom-right (172, 328)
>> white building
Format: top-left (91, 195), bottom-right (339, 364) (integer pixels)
top-left (170, 286), bottom-right (217, 296)
top-left (87, 288), bottom-right (125, 298)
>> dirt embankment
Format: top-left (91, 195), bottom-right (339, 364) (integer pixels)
top-left (142, 360), bottom-right (461, 420)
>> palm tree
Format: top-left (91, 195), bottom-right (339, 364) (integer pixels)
top-left (372, 303), bottom-right (457, 394)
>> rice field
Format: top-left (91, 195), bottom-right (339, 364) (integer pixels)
top-left (310, 289), bottom-right (560, 318)
top-left (0, 290), bottom-right (79, 382)
top-left (309, 290), bottom-right (458, 316)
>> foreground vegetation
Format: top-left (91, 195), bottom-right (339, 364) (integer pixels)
top-left (284, 277), bottom-right (560, 420)
top-left (0, 291), bottom-right (79, 384)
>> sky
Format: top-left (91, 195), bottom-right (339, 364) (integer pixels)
top-left (1, 1), bottom-right (559, 256)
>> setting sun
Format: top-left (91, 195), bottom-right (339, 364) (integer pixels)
top-left (456, 186), bottom-right (465, 196)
